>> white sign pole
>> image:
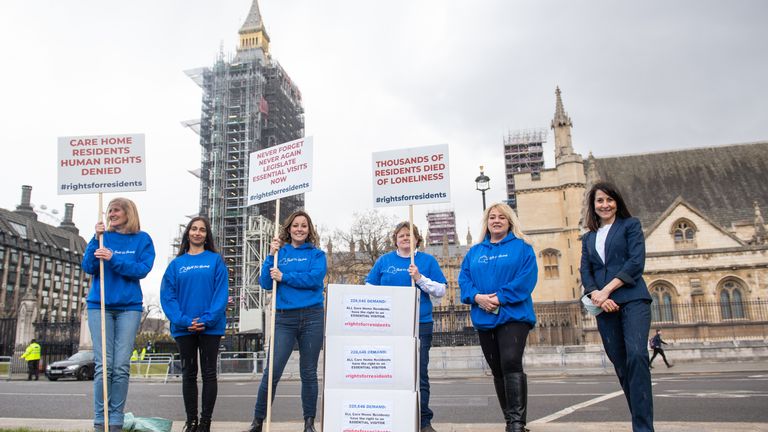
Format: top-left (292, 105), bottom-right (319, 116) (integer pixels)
top-left (265, 198), bottom-right (280, 432)
top-left (97, 193), bottom-right (109, 427)
top-left (57, 133), bottom-right (148, 428)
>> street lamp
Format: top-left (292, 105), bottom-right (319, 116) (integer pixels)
top-left (475, 165), bottom-right (490, 211)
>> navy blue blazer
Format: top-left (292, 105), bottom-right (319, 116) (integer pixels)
top-left (580, 217), bottom-right (651, 305)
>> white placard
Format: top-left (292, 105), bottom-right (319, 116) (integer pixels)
top-left (324, 389), bottom-right (416, 432)
top-left (247, 136), bottom-right (313, 205)
top-left (371, 144), bottom-right (450, 207)
top-left (342, 400), bottom-right (393, 431)
top-left (344, 346), bottom-right (393, 382)
top-left (326, 284), bottom-right (417, 337)
top-left (325, 336), bottom-right (415, 390)
top-left (57, 133), bottom-right (146, 195)
top-left (343, 295), bottom-right (393, 331)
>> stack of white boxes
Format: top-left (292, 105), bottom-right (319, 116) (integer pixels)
top-left (322, 284), bottom-right (419, 432)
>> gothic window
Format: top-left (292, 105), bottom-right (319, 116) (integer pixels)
top-left (540, 249), bottom-right (560, 279)
top-left (650, 282), bottom-right (676, 322)
top-left (719, 279), bottom-right (746, 320)
top-left (672, 219), bottom-right (697, 249)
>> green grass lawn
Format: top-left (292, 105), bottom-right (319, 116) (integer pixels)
top-left (129, 362), bottom-right (169, 376)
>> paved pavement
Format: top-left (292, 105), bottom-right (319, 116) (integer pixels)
top-left (2, 360), bottom-right (767, 431)
top-left (0, 419), bottom-right (765, 431)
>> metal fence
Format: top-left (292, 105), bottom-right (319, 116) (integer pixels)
top-left (433, 299), bottom-right (768, 346)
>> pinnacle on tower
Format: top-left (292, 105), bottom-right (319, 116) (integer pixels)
top-left (551, 86), bottom-right (579, 164)
top-left (552, 86), bottom-right (572, 128)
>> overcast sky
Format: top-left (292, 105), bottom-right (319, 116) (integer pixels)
top-left (1, 0), bottom-right (766, 303)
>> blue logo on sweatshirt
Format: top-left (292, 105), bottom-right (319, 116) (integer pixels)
top-left (179, 265), bottom-right (211, 274)
top-left (478, 254), bottom-right (508, 264)
top-left (279, 257), bottom-right (308, 265)
top-left (384, 266), bottom-right (408, 275)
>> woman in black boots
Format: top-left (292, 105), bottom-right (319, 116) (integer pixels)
top-left (459, 203), bottom-right (538, 432)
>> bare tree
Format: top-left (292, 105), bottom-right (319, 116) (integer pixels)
top-left (326, 210), bottom-right (398, 284)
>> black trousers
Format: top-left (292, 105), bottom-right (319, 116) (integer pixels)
top-left (477, 321), bottom-right (530, 377)
top-left (176, 334), bottom-right (222, 421)
top-left (649, 348), bottom-right (670, 366)
top-left (27, 360), bottom-right (39, 380)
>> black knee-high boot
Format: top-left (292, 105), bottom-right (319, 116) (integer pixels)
top-left (493, 376), bottom-right (512, 426)
top-left (503, 372), bottom-right (529, 432)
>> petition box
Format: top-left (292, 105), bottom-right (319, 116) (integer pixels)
top-left (324, 336), bottom-right (416, 391)
top-left (326, 284), bottom-right (417, 337)
top-left (323, 389), bottom-right (417, 432)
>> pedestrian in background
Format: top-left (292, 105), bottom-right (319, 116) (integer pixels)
top-left (580, 182), bottom-right (654, 432)
top-left (20, 339), bottom-right (41, 381)
top-left (82, 197), bottom-right (156, 432)
top-left (366, 221), bottom-right (447, 432)
top-left (246, 210), bottom-right (327, 432)
top-left (649, 329), bottom-right (673, 369)
top-left (459, 203), bottom-right (538, 432)
top-left (161, 216), bottom-right (229, 432)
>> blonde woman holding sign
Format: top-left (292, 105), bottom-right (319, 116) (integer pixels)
top-left (247, 210), bottom-right (327, 432)
top-left (81, 198), bottom-right (155, 432)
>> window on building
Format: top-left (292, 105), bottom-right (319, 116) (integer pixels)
top-left (541, 249), bottom-right (560, 279)
top-left (650, 283), bottom-right (676, 322)
top-left (672, 219), bottom-right (697, 249)
top-left (719, 279), bottom-right (746, 320)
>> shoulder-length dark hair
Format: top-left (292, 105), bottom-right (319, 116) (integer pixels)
top-left (585, 181), bottom-right (632, 232)
top-left (279, 210), bottom-right (319, 245)
top-left (177, 216), bottom-right (217, 256)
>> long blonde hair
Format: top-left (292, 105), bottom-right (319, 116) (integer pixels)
top-left (478, 202), bottom-right (532, 245)
top-left (107, 198), bottom-right (141, 234)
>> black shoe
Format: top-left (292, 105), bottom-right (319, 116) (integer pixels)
top-left (420, 425), bottom-right (438, 432)
top-left (197, 418), bottom-right (211, 432)
top-left (181, 418), bottom-right (197, 432)
top-left (245, 418), bottom-right (263, 432)
top-left (667, 364), bottom-right (674, 368)
top-left (304, 417), bottom-right (317, 432)
top-left (503, 372), bottom-right (529, 432)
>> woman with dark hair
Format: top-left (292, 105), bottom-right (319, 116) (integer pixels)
top-left (459, 202), bottom-right (537, 432)
top-left (366, 221), bottom-right (446, 432)
top-left (580, 181), bottom-right (654, 432)
top-left (161, 216), bottom-right (229, 432)
top-left (82, 197), bottom-right (155, 432)
top-left (247, 210), bottom-right (327, 432)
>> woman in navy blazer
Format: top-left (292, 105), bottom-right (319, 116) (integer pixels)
top-left (580, 182), bottom-right (654, 432)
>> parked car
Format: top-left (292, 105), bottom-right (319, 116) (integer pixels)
top-left (45, 350), bottom-right (95, 381)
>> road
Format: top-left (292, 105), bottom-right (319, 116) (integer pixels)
top-left (1, 371), bottom-right (767, 425)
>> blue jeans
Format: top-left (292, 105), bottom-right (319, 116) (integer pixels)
top-left (88, 309), bottom-right (142, 427)
top-left (253, 307), bottom-right (324, 420)
top-left (419, 321), bottom-right (434, 428)
top-left (597, 299), bottom-right (654, 432)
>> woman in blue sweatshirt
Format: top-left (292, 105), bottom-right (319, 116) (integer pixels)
top-left (459, 202), bottom-right (537, 432)
top-left (160, 216), bottom-right (228, 432)
top-left (366, 221), bottom-right (446, 432)
top-left (247, 210), bottom-right (327, 432)
top-left (81, 198), bottom-right (155, 432)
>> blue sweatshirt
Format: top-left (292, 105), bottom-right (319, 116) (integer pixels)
top-left (260, 242), bottom-right (326, 310)
top-left (160, 250), bottom-right (229, 338)
top-left (366, 251), bottom-right (446, 324)
top-left (459, 232), bottom-right (538, 330)
top-left (82, 231), bottom-right (155, 311)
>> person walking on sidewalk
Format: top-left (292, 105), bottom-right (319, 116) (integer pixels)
top-left (246, 210), bottom-right (327, 432)
top-left (366, 221), bottom-right (447, 432)
top-left (20, 339), bottom-right (41, 381)
top-left (649, 329), bottom-right (673, 368)
top-left (580, 182), bottom-right (654, 432)
top-left (459, 203), bottom-right (538, 432)
top-left (161, 216), bottom-right (229, 432)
